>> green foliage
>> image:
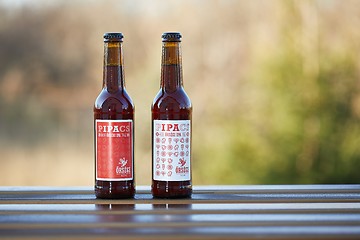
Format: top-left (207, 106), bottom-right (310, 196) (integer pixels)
top-left (194, 1), bottom-right (360, 184)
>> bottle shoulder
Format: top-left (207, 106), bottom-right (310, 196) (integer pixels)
top-left (152, 87), bottom-right (192, 110)
top-left (94, 88), bottom-right (134, 111)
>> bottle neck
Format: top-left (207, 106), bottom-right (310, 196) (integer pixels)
top-left (160, 41), bottom-right (183, 92)
top-left (103, 41), bottom-right (124, 93)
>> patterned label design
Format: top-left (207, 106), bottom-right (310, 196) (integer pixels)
top-left (153, 120), bottom-right (191, 181)
top-left (96, 120), bottom-right (133, 181)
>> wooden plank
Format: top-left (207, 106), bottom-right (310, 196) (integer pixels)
top-left (1, 185), bottom-right (359, 205)
top-left (1, 226), bottom-right (360, 240)
top-left (1, 212), bottom-right (360, 226)
top-left (1, 185), bottom-right (360, 194)
top-left (0, 186), bottom-right (360, 240)
top-left (1, 192), bottom-right (360, 204)
top-left (194, 185), bottom-right (360, 194)
top-left (1, 202), bottom-right (360, 215)
top-left (0, 186), bottom-right (359, 203)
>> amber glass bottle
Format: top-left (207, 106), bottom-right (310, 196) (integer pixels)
top-left (94, 33), bottom-right (135, 199)
top-left (151, 32), bottom-right (192, 198)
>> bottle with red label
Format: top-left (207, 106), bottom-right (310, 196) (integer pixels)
top-left (94, 32), bottom-right (135, 199)
top-left (151, 32), bottom-right (192, 198)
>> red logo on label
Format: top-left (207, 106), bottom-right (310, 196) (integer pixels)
top-left (96, 120), bottom-right (133, 180)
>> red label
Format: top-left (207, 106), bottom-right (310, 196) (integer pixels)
top-left (96, 120), bottom-right (133, 181)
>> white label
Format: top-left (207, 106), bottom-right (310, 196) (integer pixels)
top-left (153, 120), bottom-right (191, 181)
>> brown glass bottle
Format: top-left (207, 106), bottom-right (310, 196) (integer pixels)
top-left (94, 33), bottom-right (135, 199)
top-left (151, 32), bottom-right (192, 198)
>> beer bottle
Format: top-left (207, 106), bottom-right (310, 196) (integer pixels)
top-left (151, 32), bottom-right (192, 198)
top-left (94, 32), bottom-right (135, 199)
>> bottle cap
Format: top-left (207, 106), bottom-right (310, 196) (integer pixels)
top-left (162, 32), bottom-right (182, 42)
top-left (103, 32), bottom-right (124, 42)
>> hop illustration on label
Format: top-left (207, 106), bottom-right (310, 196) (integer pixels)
top-left (119, 157), bottom-right (128, 167)
top-left (178, 158), bottom-right (186, 167)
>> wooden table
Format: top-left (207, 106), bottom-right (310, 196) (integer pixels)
top-left (1, 185), bottom-right (360, 239)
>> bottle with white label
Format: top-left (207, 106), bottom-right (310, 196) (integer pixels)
top-left (151, 32), bottom-right (192, 198)
top-left (94, 33), bottom-right (135, 199)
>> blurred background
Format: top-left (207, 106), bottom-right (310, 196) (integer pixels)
top-left (0, 0), bottom-right (359, 186)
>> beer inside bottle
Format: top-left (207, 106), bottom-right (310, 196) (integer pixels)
top-left (94, 32), bottom-right (135, 199)
top-left (151, 32), bottom-right (192, 198)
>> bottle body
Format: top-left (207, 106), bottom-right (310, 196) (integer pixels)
top-left (94, 33), bottom-right (135, 199)
top-left (151, 32), bottom-right (192, 198)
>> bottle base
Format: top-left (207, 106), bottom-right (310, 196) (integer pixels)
top-left (152, 193), bottom-right (192, 199)
top-left (151, 180), bottom-right (192, 199)
top-left (95, 191), bottom-right (135, 199)
top-left (95, 180), bottom-right (135, 199)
